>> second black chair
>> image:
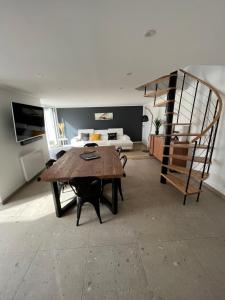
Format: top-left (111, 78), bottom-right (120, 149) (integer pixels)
top-left (102, 154), bottom-right (127, 201)
top-left (69, 177), bottom-right (102, 226)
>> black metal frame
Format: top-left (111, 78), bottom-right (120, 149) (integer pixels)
top-left (154, 83), bottom-right (158, 106)
top-left (50, 178), bottom-right (119, 218)
top-left (196, 99), bottom-right (220, 201)
top-left (160, 71), bottom-right (178, 183)
top-left (183, 141), bottom-right (197, 205)
top-left (199, 89), bottom-right (212, 145)
top-left (176, 73), bottom-right (185, 123)
top-left (188, 80), bottom-right (199, 133)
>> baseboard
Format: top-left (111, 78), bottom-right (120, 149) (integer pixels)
top-left (1, 182), bottom-right (28, 205)
top-left (1, 169), bottom-right (45, 205)
top-left (203, 182), bottom-right (225, 200)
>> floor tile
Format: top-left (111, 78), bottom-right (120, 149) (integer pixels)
top-left (14, 248), bottom-right (87, 300)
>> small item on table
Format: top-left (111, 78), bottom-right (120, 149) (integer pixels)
top-left (80, 151), bottom-right (101, 161)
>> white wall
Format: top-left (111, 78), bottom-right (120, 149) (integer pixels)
top-left (184, 66), bottom-right (225, 195)
top-left (0, 88), bottom-right (49, 203)
top-left (142, 103), bottom-right (165, 146)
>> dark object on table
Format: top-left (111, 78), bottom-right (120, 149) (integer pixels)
top-left (102, 154), bottom-right (127, 201)
top-left (84, 143), bottom-right (98, 147)
top-left (56, 150), bottom-right (66, 160)
top-left (80, 133), bottom-right (89, 141)
top-left (69, 177), bottom-right (102, 226)
top-left (80, 151), bottom-right (101, 161)
top-left (108, 132), bottom-right (117, 140)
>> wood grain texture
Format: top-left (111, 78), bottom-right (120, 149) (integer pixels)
top-left (160, 173), bottom-right (200, 195)
top-left (136, 73), bottom-right (177, 90)
top-left (161, 164), bottom-right (209, 180)
top-left (154, 100), bottom-right (175, 107)
top-left (144, 88), bottom-right (176, 98)
top-left (163, 154), bottom-right (210, 164)
top-left (40, 146), bottom-right (124, 182)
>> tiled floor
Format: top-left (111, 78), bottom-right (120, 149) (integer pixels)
top-left (1, 158), bottom-right (225, 300)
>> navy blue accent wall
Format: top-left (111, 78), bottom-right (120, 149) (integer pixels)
top-left (57, 106), bottom-right (142, 142)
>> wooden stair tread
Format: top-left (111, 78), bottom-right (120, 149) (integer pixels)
top-left (161, 164), bottom-right (209, 180)
top-left (163, 154), bottom-right (210, 164)
top-left (163, 123), bottom-right (190, 126)
top-left (163, 143), bottom-right (208, 149)
top-left (164, 112), bottom-right (178, 115)
top-left (136, 74), bottom-right (175, 90)
top-left (154, 100), bottom-right (175, 107)
top-left (161, 173), bottom-right (200, 195)
top-left (144, 87), bottom-right (176, 98)
top-left (158, 132), bottom-right (200, 137)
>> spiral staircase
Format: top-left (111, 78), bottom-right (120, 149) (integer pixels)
top-left (137, 69), bottom-right (223, 205)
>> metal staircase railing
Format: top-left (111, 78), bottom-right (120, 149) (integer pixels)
top-left (136, 69), bottom-right (223, 205)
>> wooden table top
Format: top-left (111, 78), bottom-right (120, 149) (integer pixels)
top-left (41, 146), bottom-right (124, 182)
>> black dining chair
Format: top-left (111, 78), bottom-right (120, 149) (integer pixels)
top-left (69, 177), bottom-right (102, 226)
top-left (45, 159), bottom-right (56, 169)
top-left (56, 150), bottom-right (66, 160)
top-left (84, 143), bottom-right (98, 147)
top-left (45, 158), bottom-right (73, 194)
top-left (116, 146), bottom-right (122, 157)
top-left (101, 154), bottom-right (127, 201)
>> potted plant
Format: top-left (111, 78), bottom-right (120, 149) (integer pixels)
top-left (153, 118), bottom-right (162, 135)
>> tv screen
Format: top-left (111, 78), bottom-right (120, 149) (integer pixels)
top-left (12, 102), bottom-right (45, 142)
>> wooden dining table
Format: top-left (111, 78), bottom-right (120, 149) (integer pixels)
top-left (40, 146), bottom-right (124, 217)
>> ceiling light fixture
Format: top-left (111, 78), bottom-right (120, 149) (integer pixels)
top-left (144, 29), bottom-right (157, 38)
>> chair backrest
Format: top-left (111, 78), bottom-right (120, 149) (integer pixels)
top-left (116, 146), bottom-right (122, 156)
top-left (120, 155), bottom-right (127, 169)
top-left (45, 159), bottom-right (56, 169)
top-left (84, 143), bottom-right (98, 147)
top-left (69, 177), bottom-right (101, 198)
top-left (56, 150), bottom-right (66, 160)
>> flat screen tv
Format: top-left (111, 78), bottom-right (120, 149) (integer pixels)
top-left (11, 102), bottom-right (45, 143)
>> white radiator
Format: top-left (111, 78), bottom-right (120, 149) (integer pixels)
top-left (20, 150), bottom-right (45, 181)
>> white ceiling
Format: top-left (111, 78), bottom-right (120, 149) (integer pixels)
top-left (0, 0), bottom-right (225, 107)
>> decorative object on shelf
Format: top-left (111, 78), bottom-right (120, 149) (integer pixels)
top-left (58, 122), bottom-right (65, 137)
top-left (153, 118), bottom-right (162, 135)
top-left (95, 112), bottom-right (113, 120)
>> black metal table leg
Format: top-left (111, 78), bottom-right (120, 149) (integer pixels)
top-left (100, 178), bottom-right (119, 215)
top-left (51, 182), bottom-right (62, 217)
top-left (50, 181), bottom-right (77, 218)
top-left (111, 178), bottom-right (118, 214)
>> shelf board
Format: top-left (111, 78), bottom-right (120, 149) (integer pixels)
top-left (161, 164), bottom-right (209, 180)
top-left (160, 173), bottom-right (201, 195)
top-left (163, 154), bottom-right (210, 164)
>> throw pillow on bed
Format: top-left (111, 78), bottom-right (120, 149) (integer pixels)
top-left (108, 133), bottom-right (117, 140)
top-left (80, 133), bottom-right (89, 141)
